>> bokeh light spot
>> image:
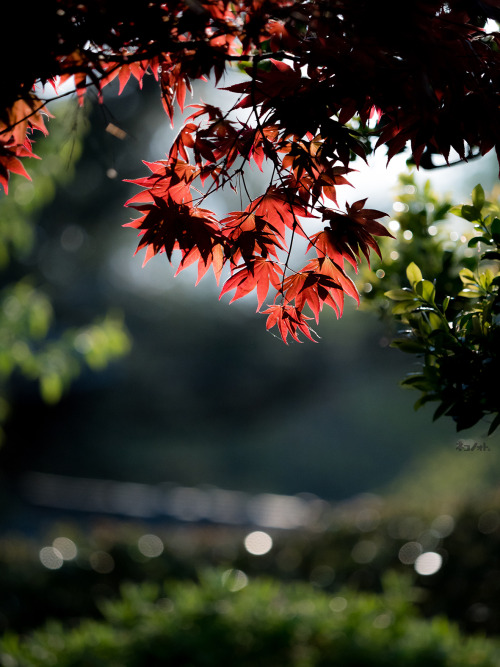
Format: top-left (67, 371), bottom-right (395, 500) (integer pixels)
top-left (392, 202), bottom-right (408, 212)
top-left (398, 541), bottom-right (422, 565)
top-left (417, 529), bottom-right (440, 551)
top-left (222, 569), bottom-right (248, 592)
top-left (138, 534), bottom-right (164, 558)
top-left (244, 531), bottom-right (273, 556)
top-left (431, 514), bottom-right (455, 538)
top-left (414, 551), bottom-right (442, 576)
top-left (52, 537), bottom-right (77, 561)
top-left (39, 546), bottom-right (63, 570)
top-left (329, 596), bottom-right (347, 612)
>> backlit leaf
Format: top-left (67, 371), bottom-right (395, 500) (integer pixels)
top-left (406, 263), bottom-right (422, 287)
top-left (472, 184), bottom-right (485, 212)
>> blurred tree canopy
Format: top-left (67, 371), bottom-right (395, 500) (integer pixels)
top-left (0, 104), bottom-right (130, 443)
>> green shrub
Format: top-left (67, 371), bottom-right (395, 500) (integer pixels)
top-left (1, 572), bottom-right (499, 667)
top-left (4, 485), bottom-right (500, 637)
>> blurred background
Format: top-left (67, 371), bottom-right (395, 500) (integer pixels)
top-left (1, 72), bottom-right (500, 646)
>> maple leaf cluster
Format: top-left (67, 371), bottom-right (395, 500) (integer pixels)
top-left (0, 97), bottom-right (50, 193)
top-left (1, 0), bottom-right (499, 341)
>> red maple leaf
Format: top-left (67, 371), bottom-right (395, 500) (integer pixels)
top-left (262, 303), bottom-right (316, 344)
top-left (220, 258), bottom-right (283, 311)
top-left (310, 200), bottom-right (391, 269)
top-left (125, 195), bottom-right (222, 269)
top-left (221, 210), bottom-right (285, 265)
top-left (282, 269), bottom-right (345, 322)
top-left (125, 159), bottom-right (197, 207)
top-left (0, 96), bottom-right (49, 192)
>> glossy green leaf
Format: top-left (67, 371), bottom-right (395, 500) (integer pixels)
top-left (391, 300), bottom-right (422, 315)
top-left (472, 184), bottom-right (485, 212)
top-left (460, 205), bottom-right (482, 222)
top-left (384, 288), bottom-right (415, 301)
top-left (459, 267), bottom-right (475, 283)
top-left (406, 262), bottom-right (422, 287)
top-left (458, 288), bottom-right (480, 298)
top-left (425, 312), bottom-right (442, 330)
top-left (448, 205), bottom-right (463, 217)
top-left (468, 236), bottom-right (491, 247)
top-left (479, 269), bottom-right (495, 290)
top-left (415, 279), bottom-right (435, 303)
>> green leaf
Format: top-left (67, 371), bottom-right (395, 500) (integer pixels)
top-left (390, 339), bottom-right (426, 353)
top-left (427, 329), bottom-right (459, 350)
top-left (479, 268), bottom-right (495, 290)
top-left (468, 236), bottom-right (491, 247)
top-left (406, 262), bottom-right (422, 287)
top-left (384, 289), bottom-right (416, 301)
top-left (488, 412), bottom-right (500, 435)
top-left (459, 267), bottom-right (475, 283)
top-left (442, 296), bottom-right (450, 312)
top-left (472, 184), bottom-right (485, 212)
top-left (433, 401), bottom-right (453, 421)
top-left (400, 375), bottom-right (430, 390)
top-left (427, 312), bottom-right (443, 330)
top-left (413, 394), bottom-right (438, 410)
top-left (415, 279), bottom-right (435, 303)
top-left (482, 251), bottom-right (500, 261)
top-left (459, 312), bottom-right (476, 327)
top-left (460, 205), bottom-right (482, 222)
top-left (458, 288), bottom-right (480, 298)
top-left (391, 300), bottom-right (422, 315)
top-left (491, 218), bottom-right (500, 244)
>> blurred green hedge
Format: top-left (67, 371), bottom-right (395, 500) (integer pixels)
top-left (2, 572), bottom-right (499, 667)
top-left (3, 481), bottom-right (500, 638)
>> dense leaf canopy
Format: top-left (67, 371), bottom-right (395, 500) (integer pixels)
top-left (1, 0), bottom-right (499, 341)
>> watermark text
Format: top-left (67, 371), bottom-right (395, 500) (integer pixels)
top-left (456, 440), bottom-right (490, 452)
